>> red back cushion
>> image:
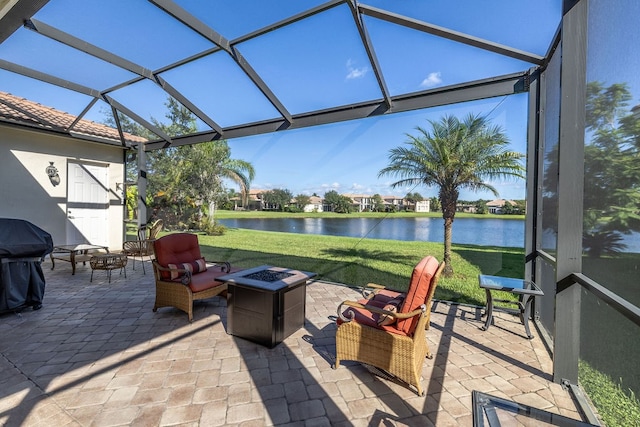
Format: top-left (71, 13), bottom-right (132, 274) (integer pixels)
top-left (153, 233), bottom-right (203, 279)
top-left (396, 256), bottom-right (439, 335)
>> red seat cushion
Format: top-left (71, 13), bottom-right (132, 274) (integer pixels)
top-left (370, 289), bottom-right (403, 304)
top-left (337, 301), bottom-right (409, 336)
top-left (396, 256), bottom-right (439, 335)
top-left (188, 265), bottom-right (243, 292)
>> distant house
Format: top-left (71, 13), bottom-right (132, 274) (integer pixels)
top-left (238, 189), bottom-right (265, 210)
top-left (234, 191), bottom-right (426, 213)
top-left (415, 200), bottom-right (430, 212)
top-left (344, 194), bottom-right (373, 212)
top-left (486, 199), bottom-right (517, 214)
top-left (236, 191), bottom-right (323, 212)
top-left (456, 203), bottom-right (477, 213)
top-left (343, 194), bottom-right (409, 212)
top-left (382, 195), bottom-right (406, 211)
top-left (302, 195), bottom-right (323, 212)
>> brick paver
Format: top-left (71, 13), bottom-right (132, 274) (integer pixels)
top-left (0, 258), bottom-right (590, 426)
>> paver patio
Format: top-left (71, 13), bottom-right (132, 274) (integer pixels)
top-left (0, 257), bottom-right (587, 426)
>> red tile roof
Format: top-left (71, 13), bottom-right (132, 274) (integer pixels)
top-left (486, 199), bottom-right (517, 207)
top-left (0, 91), bottom-right (147, 145)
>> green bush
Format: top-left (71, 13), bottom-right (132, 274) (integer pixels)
top-left (199, 221), bottom-right (227, 236)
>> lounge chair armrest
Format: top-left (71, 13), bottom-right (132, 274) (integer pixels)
top-left (206, 261), bottom-right (231, 273)
top-left (361, 282), bottom-right (404, 299)
top-left (361, 283), bottom-right (383, 299)
top-left (337, 300), bottom-right (425, 322)
top-left (366, 283), bottom-right (385, 289)
top-left (152, 262), bottom-right (192, 285)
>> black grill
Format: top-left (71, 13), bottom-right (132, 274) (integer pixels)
top-left (0, 218), bottom-right (53, 313)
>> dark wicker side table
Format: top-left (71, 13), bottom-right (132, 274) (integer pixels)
top-left (90, 253), bottom-right (128, 283)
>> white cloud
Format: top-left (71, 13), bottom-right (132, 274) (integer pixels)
top-left (321, 182), bottom-right (341, 189)
top-left (420, 71), bottom-right (442, 88)
top-left (346, 59), bottom-right (368, 79)
top-left (347, 68), bottom-right (368, 79)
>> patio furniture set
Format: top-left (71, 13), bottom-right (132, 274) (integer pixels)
top-left (148, 231), bottom-right (447, 395)
top-left (50, 219), bottom-right (163, 282)
top-left (46, 228), bottom-right (542, 396)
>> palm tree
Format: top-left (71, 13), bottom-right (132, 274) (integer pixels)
top-left (219, 157), bottom-right (255, 209)
top-left (379, 113), bottom-right (525, 276)
top-left (198, 141), bottom-right (255, 223)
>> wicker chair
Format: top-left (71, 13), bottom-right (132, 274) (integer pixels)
top-left (122, 219), bottom-right (163, 274)
top-left (148, 219), bottom-right (163, 239)
top-left (334, 256), bottom-right (444, 396)
top-left (151, 233), bottom-right (238, 322)
top-left (360, 260), bottom-right (445, 332)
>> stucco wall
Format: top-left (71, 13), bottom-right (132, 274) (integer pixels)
top-left (0, 125), bottom-right (126, 250)
top-left (415, 200), bottom-right (430, 213)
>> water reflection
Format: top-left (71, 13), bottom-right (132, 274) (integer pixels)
top-left (219, 217), bottom-right (640, 251)
top-left (219, 217), bottom-right (526, 247)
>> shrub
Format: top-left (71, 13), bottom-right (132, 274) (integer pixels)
top-left (200, 221), bottom-right (226, 236)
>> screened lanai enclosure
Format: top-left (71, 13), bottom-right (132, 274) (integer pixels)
top-left (1, 0), bottom-right (639, 424)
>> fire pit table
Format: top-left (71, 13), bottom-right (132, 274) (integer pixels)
top-left (218, 265), bottom-right (317, 348)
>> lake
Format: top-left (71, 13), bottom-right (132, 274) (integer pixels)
top-left (218, 217), bottom-right (526, 248)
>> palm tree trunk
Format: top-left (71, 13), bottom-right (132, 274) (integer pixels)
top-left (440, 192), bottom-right (457, 277)
top-left (208, 201), bottom-right (216, 225)
top-left (443, 217), bottom-right (454, 277)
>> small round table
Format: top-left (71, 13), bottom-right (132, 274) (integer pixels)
top-left (90, 253), bottom-right (128, 283)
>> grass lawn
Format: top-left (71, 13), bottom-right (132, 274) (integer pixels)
top-left (190, 228), bottom-right (524, 306)
top-left (580, 360), bottom-right (640, 427)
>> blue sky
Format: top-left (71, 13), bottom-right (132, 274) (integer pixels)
top-left (227, 94), bottom-right (529, 201)
top-left (0, 0), bottom-right (565, 201)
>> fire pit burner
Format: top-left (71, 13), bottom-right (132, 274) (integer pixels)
top-left (242, 270), bottom-right (295, 282)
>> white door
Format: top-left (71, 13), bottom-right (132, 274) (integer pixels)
top-left (66, 162), bottom-right (109, 246)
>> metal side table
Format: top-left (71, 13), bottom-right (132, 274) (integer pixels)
top-left (478, 274), bottom-right (544, 339)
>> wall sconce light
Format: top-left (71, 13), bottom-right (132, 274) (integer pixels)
top-left (45, 161), bottom-right (60, 187)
